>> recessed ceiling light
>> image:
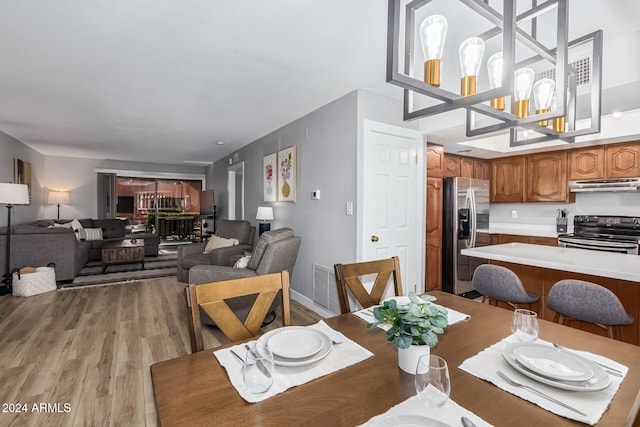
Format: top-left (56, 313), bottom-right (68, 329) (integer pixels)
top-left (216, 141), bottom-right (225, 145)
top-left (612, 111), bottom-right (623, 119)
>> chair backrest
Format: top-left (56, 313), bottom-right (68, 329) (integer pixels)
top-left (547, 279), bottom-right (634, 330)
top-left (471, 264), bottom-right (538, 306)
top-left (333, 256), bottom-right (403, 314)
top-left (215, 220), bottom-right (253, 245)
top-left (248, 228), bottom-right (295, 270)
top-left (185, 271), bottom-right (291, 352)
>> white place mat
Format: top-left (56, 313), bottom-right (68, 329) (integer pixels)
top-left (357, 394), bottom-right (493, 427)
top-left (353, 303), bottom-right (470, 329)
top-left (213, 320), bottom-right (374, 403)
top-left (459, 335), bottom-right (628, 425)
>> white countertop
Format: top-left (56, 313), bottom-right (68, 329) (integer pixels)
top-left (461, 243), bottom-right (640, 282)
top-left (489, 223), bottom-right (561, 238)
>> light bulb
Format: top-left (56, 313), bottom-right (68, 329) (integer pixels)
top-left (419, 15), bottom-right (448, 87)
top-left (551, 93), bottom-right (566, 133)
top-left (533, 78), bottom-right (555, 126)
top-left (513, 68), bottom-right (534, 118)
top-left (458, 37), bottom-right (485, 96)
top-left (487, 52), bottom-right (504, 110)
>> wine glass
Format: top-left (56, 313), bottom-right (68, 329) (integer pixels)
top-left (243, 345), bottom-right (274, 394)
top-left (415, 354), bottom-right (450, 407)
top-left (512, 309), bottom-right (539, 341)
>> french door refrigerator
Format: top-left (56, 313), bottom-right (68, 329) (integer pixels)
top-left (442, 177), bottom-right (490, 297)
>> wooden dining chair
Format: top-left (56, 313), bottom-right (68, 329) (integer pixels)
top-left (333, 256), bottom-right (403, 314)
top-left (185, 270), bottom-right (291, 352)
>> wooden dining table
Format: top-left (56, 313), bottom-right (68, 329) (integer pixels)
top-left (151, 291), bottom-right (640, 426)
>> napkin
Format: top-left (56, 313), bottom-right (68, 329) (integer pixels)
top-left (214, 320), bottom-right (374, 403)
top-left (459, 335), bottom-right (627, 425)
top-left (357, 395), bottom-right (493, 427)
top-left (353, 303), bottom-right (470, 329)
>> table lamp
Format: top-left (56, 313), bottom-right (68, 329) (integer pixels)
top-left (48, 191), bottom-right (70, 220)
top-left (256, 207), bottom-right (274, 235)
top-left (0, 183), bottom-right (29, 294)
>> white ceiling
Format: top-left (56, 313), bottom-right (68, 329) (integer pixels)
top-left (0, 0), bottom-right (639, 165)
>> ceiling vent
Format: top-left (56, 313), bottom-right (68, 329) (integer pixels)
top-left (537, 57), bottom-right (591, 86)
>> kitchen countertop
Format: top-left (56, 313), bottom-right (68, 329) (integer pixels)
top-left (489, 223), bottom-right (562, 238)
top-left (461, 243), bottom-right (640, 282)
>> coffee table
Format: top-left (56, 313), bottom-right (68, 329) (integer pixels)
top-left (101, 238), bottom-right (145, 273)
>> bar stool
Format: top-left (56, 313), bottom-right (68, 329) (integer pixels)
top-left (547, 279), bottom-right (634, 340)
top-left (471, 264), bottom-right (539, 309)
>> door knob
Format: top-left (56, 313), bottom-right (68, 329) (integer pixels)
top-left (371, 235), bottom-right (379, 242)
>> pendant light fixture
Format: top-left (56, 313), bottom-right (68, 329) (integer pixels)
top-left (459, 37), bottom-right (485, 96)
top-left (419, 15), bottom-right (448, 87)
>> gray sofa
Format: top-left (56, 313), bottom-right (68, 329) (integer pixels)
top-left (176, 219), bottom-right (255, 283)
top-left (189, 227), bottom-right (301, 322)
top-left (0, 218), bottom-right (160, 282)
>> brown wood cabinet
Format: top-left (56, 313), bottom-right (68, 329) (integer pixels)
top-left (605, 143), bottom-right (640, 178)
top-left (473, 159), bottom-right (490, 180)
top-left (443, 154), bottom-right (460, 177)
top-left (569, 146), bottom-right (605, 180)
top-left (427, 144), bottom-right (444, 178)
top-left (425, 176), bottom-right (442, 291)
top-left (494, 234), bottom-right (557, 246)
top-left (491, 156), bottom-right (525, 202)
top-left (460, 157), bottom-right (474, 178)
top-left (525, 152), bottom-right (573, 202)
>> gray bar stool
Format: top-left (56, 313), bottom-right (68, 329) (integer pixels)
top-left (471, 264), bottom-right (540, 309)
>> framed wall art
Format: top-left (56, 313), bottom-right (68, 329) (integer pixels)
top-left (13, 158), bottom-right (32, 204)
top-left (263, 152), bottom-right (277, 202)
top-left (278, 145), bottom-right (296, 202)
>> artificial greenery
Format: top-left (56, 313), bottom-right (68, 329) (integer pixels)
top-left (367, 292), bottom-right (448, 349)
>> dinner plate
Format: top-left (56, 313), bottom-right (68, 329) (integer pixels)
top-left (267, 328), bottom-right (324, 359)
top-left (369, 414), bottom-right (450, 427)
top-left (502, 342), bottom-right (610, 392)
top-left (513, 344), bottom-right (593, 381)
top-left (256, 326), bottom-right (332, 367)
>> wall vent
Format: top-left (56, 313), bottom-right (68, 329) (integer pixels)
top-left (537, 57), bottom-right (591, 86)
top-left (312, 264), bottom-right (340, 314)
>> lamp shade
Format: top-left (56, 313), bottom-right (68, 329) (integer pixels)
top-left (48, 191), bottom-right (70, 205)
top-left (0, 183), bottom-right (29, 205)
top-left (256, 206), bottom-right (274, 221)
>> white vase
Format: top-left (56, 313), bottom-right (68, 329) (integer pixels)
top-left (397, 344), bottom-right (430, 374)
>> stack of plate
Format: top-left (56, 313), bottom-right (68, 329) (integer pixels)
top-left (256, 326), bottom-right (333, 366)
top-left (501, 342), bottom-right (610, 391)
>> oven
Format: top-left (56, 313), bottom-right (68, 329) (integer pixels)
top-left (557, 215), bottom-right (640, 255)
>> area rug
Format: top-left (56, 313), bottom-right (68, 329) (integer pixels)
top-left (60, 252), bottom-right (177, 289)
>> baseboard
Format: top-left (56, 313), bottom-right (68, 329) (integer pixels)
top-left (289, 289), bottom-right (337, 319)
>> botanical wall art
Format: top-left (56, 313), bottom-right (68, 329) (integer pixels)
top-left (278, 145), bottom-right (296, 202)
top-left (263, 152), bottom-right (277, 202)
top-left (13, 158), bottom-right (32, 204)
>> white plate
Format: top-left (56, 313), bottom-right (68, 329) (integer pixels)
top-left (267, 328), bottom-right (323, 359)
top-left (256, 327), bottom-right (332, 367)
top-left (369, 414), bottom-right (450, 427)
top-left (513, 344), bottom-right (593, 381)
top-left (502, 342), bottom-right (610, 392)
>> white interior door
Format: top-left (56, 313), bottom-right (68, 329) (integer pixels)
top-left (227, 162), bottom-right (245, 220)
top-left (360, 120), bottom-right (424, 297)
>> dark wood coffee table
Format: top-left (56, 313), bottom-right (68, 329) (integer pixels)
top-left (101, 239), bottom-right (145, 273)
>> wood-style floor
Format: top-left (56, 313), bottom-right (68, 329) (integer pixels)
top-left (0, 277), bottom-right (324, 426)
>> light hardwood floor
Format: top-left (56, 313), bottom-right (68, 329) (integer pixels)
top-left (0, 277), bottom-right (324, 426)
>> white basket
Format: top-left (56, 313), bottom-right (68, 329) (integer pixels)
top-left (13, 267), bottom-right (57, 297)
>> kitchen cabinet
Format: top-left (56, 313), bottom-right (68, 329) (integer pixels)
top-left (443, 154), bottom-right (460, 177)
top-left (460, 157), bottom-right (474, 178)
top-left (427, 144), bottom-right (444, 178)
top-left (494, 234), bottom-right (557, 246)
top-left (605, 143), bottom-right (640, 178)
top-left (425, 176), bottom-right (442, 291)
top-left (473, 159), bottom-right (490, 180)
top-left (525, 152), bottom-right (573, 202)
top-left (491, 156), bottom-right (525, 202)
top-left (569, 146), bottom-right (605, 180)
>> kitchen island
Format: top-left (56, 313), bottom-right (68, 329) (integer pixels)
top-left (461, 243), bottom-right (640, 345)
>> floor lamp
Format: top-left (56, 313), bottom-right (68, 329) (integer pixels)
top-left (48, 190), bottom-right (70, 220)
top-left (0, 183), bottom-right (30, 295)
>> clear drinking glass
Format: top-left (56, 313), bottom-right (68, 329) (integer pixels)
top-left (242, 346), bottom-right (274, 394)
top-left (512, 309), bottom-right (539, 341)
top-left (415, 354), bottom-right (450, 407)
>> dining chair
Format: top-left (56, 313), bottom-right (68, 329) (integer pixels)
top-left (547, 279), bottom-right (634, 340)
top-left (471, 264), bottom-right (540, 309)
top-left (333, 256), bottom-right (403, 314)
top-left (185, 270), bottom-right (291, 353)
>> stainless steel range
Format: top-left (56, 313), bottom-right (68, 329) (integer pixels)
top-left (558, 215), bottom-right (640, 255)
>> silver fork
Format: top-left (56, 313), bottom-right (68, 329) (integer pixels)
top-left (496, 370), bottom-right (587, 416)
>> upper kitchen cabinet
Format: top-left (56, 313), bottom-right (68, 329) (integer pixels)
top-left (526, 152), bottom-right (574, 202)
top-left (460, 157), bottom-right (474, 178)
top-left (473, 159), bottom-right (490, 180)
top-left (443, 154), bottom-right (461, 177)
top-left (605, 143), bottom-right (640, 178)
top-left (427, 144), bottom-right (444, 178)
top-left (491, 156), bottom-right (525, 202)
top-left (569, 146), bottom-right (605, 180)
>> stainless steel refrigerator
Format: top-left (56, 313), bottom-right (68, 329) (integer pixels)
top-left (442, 177), bottom-right (490, 297)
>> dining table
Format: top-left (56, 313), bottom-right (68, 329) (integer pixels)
top-left (150, 291), bottom-right (640, 426)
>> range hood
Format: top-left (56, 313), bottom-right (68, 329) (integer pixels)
top-left (569, 178), bottom-right (640, 192)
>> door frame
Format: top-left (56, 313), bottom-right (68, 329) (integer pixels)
top-left (227, 162), bottom-right (245, 220)
top-left (358, 119), bottom-right (426, 293)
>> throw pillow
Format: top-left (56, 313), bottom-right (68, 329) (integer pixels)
top-left (78, 228), bottom-right (103, 241)
top-left (203, 235), bottom-right (239, 254)
top-left (233, 255), bottom-right (252, 268)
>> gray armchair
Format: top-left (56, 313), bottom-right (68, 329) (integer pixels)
top-left (176, 219), bottom-right (255, 283)
top-left (188, 227), bottom-right (301, 323)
